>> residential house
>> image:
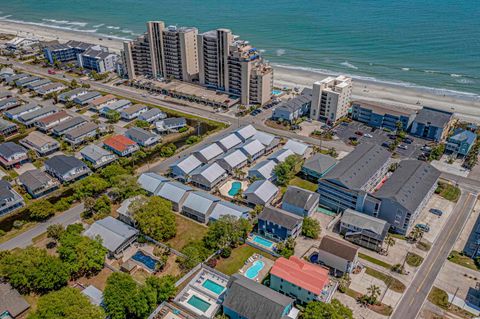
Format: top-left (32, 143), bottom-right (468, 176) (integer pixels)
top-left (125, 127), bottom-right (160, 147)
top-left (351, 101), bottom-right (416, 131)
top-left (84, 216), bottom-right (138, 257)
top-left (99, 99), bottom-right (132, 115)
top-left (20, 131), bottom-right (60, 156)
top-left (117, 195), bottom-right (145, 226)
top-left (0, 91), bottom-right (13, 100)
top-left (222, 274), bottom-right (298, 319)
top-left (6, 73), bottom-right (30, 86)
top-left (81, 285), bottom-right (104, 307)
top-left (103, 135), bottom-right (139, 157)
top-left (63, 122), bottom-right (100, 145)
top-left (301, 153), bottom-right (338, 181)
top-left (137, 172), bottom-right (169, 195)
top-left (254, 131), bottom-right (280, 152)
top-left (169, 155), bottom-right (203, 182)
top-left (5, 103), bottom-right (41, 120)
top-left (0, 67), bottom-right (15, 79)
top-left (120, 104), bottom-right (149, 120)
top-left (257, 206), bottom-right (303, 241)
top-left (51, 117), bottom-right (87, 136)
top-left (216, 133), bottom-right (242, 152)
top-left (373, 160), bottom-right (440, 235)
top-left (0, 97), bottom-right (21, 111)
top-left (155, 117), bottom-right (187, 133)
top-left (19, 169), bottom-right (59, 198)
top-left (316, 235), bottom-right (359, 276)
top-left (248, 160), bottom-right (276, 180)
top-left (17, 105), bottom-right (58, 127)
top-left (80, 144), bottom-right (117, 169)
top-left (25, 79), bottom-right (51, 90)
top-left (0, 283), bottom-right (30, 318)
top-left (58, 88), bottom-right (89, 103)
top-left (340, 209), bottom-right (390, 252)
top-left (270, 256), bottom-right (332, 305)
top-left (78, 48), bottom-right (119, 73)
top-left (272, 88), bottom-right (312, 123)
top-left (239, 139), bottom-right (266, 162)
top-left (88, 94), bottom-right (117, 111)
top-left (73, 91), bottom-right (102, 105)
top-left (35, 82), bottom-right (66, 96)
top-left (15, 76), bottom-right (41, 88)
top-left (194, 143), bottom-right (224, 163)
top-left (281, 186), bottom-right (319, 217)
top-left (45, 154), bottom-right (91, 183)
top-left (0, 180), bottom-right (25, 216)
top-left (209, 201), bottom-right (250, 222)
top-left (156, 181), bottom-right (193, 211)
top-left (190, 162), bottom-right (227, 190)
top-left (446, 128), bottom-right (477, 157)
top-left (35, 110), bottom-right (71, 132)
top-left (216, 149), bottom-right (248, 172)
top-left (181, 191), bottom-right (220, 223)
top-left (283, 140), bottom-right (309, 157)
top-left (317, 142), bottom-right (391, 214)
top-left (0, 119), bottom-right (18, 137)
top-left (268, 148), bottom-right (295, 164)
top-left (138, 108), bottom-right (166, 123)
top-left (234, 124), bottom-right (257, 142)
top-left (244, 180), bottom-right (279, 206)
top-left (0, 142), bottom-right (28, 168)
top-left (410, 106), bottom-right (454, 142)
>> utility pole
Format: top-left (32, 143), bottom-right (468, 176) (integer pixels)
top-left (449, 287), bottom-right (459, 309)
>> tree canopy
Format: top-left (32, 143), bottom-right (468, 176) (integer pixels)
top-left (74, 175), bottom-right (110, 199)
top-left (203, 215), bottom-right (252, 250)
top-left (303, 299), bottom-right (353, 319)
top-left (28, 287), bottom-right (105, 319)
top-left (273, 154), bottom-right (302, 186)
top-left (302, 217), bottom-right (321, 239)
top-left (133, 196), bottom-right (176, 241)
top-left (178, 240), bottom-right (212, 270)
top-left (29, 200), bottom-right (55, 220)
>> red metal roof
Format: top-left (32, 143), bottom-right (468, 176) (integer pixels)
top-left (103, 135), bottom-right (136, 152)
top-left (270, 256), bottom-right (329, 295)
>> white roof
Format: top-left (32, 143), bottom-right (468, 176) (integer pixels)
top-left (210, 201), bottom-right (250, 221)
top-left (253, 131), bottom-right (277, 146)
top-left (183, 191), bottom-right (219, 215)
top-left (235, 125), bottom-right (257, 141)
top-left (157, 181), bottom-right (192, 204)
top-left (173, 155), bottom-right (203, 175)
top-left (81, 285), bottom-right (103, 306)
top-left (283, 140), bottom-right (309, 156)
top-left (250, 160), bottom-right (276, 179)
top-left (269, 148), bottom-right (295, 163)
top-left (240, 139), bottom-right (265, 157)
top-left (245, 180), bottom-right (279, 204)
top-left (137, 173), bottom-right (169, 194)
top-left (192, 162), bottom-right (226, 183)
top-left (217, 133), bottom-right (242, 151)
top-left (196, 143), bottom-right (224, 161)
top-left (220, 149), bottom-right (248, 168)
top-left (84, 216), bottom-right (138, 253)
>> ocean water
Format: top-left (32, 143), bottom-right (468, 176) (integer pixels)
top-left (1, 0), bottom-right (479, 96)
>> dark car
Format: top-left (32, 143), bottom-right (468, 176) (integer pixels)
top-left (430, 208), bottom-right (443, 216)
top-left (349, 136), bottom-right (358, 141)
top-left (355, 131), bottom-right (364, 136)
top-left (382, 142), bottom-right (390, 148)
top-left (404, 137), bottom-right (413, 144)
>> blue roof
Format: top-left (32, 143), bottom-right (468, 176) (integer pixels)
top-left (449, 128), bottom-right (477, 145)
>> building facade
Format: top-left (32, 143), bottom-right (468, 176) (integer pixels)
top-left (310, 75), bottom-right (352, 124)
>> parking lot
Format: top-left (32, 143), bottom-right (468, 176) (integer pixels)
top-left (333, 121), bottom-right (430, 159)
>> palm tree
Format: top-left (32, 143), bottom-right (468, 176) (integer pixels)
top-left (367, 285), bottom-right (381, 304)
top-left (384, 234), bottom-right (395, 253)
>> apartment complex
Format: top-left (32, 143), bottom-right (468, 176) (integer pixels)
top-left (310, 75), bottom-right (352, 124)
top-left (123, 21), bottom-right (273, 105)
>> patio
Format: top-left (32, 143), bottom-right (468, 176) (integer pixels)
top-left (218, 179), bottom-right (248, 199)
top-left (238, 253), bottom-right (274, 283)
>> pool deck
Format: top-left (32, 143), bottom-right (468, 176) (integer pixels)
top-left (238, 253), bottom-right (274, 283)
top-left (218, 179), bottom-right (248, 199)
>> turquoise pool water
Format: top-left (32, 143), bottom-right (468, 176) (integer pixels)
top-left (202, 279), bottom-right (225, 295)
top-left (245, 260), bottom-right (265, 280)
top-left (187, 295), bottom-right (211, 313)
top-left (252, 235), bottom-right (274, 248)
top-left (272, 89), bottom-right (283, 96)
top-left (228, 181), bottom-right (242, 196)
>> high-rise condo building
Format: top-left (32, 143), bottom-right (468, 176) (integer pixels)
top-left (123, 34), bottom-right (152, 79)
top-left (310, 75), bottom-right (352, 124)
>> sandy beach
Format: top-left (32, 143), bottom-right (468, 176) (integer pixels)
top-left (1, 19), bottom-right (479, 122)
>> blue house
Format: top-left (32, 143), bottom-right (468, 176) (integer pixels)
top-left (446, 128), bottom-right (477, 157)
top-left (271, 88), bottom-right (312, 123)
top-left (409, 107), bottom-right (454, 142)
top-left (301, 153), bottom-right (337, 181)
top-left (257, 206), bottom-right (303, 241)
top-left (351, 101), bottom-right (416, 131)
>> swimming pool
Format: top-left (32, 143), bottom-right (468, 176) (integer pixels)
top-left (132, 251), bottom-right (157, 271)
top-left (228, 181), bottom-right (242, 196)
top-left (202, 279), bottom-right (225, 295)
top-left (245, 260), bottom-right (265, 280)
top-left (272, 89), bottom-right (283, 96)
top-left (252, 235), bottom-right (274, 248)
top-left (187, 295), bottom-right (211, 313)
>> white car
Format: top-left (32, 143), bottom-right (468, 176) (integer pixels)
top-left (398, 144), bottom-right (408, 150)
top-left (364, 134), bottom-right (373, 138)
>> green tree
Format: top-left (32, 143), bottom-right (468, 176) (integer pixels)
top-left (28, 287), bottom-right (105, 319)
top-left (366, 284), bottom-right (381, 305)
top-left (160, 143), bottom-right (177, 157)
top-left (100, 164), bottom-right (130, 183)
top-left (135, 120), bottom-right (150, 128)
top-left (110, 174), bottom-right (144, 202)
top-left (74, 175), bottom-right (109, 199)
top-left (46, 224), bottom-right (64, 241)
top-left (0, 247), bottom-right (69, 293)
top-left (133, 196), bottom-right (176, 241)
top-left (178, 241), bottom-right (211, 270)
top-left (273, 154), bottom-right (301, 186)
top-left (384, 234), bottom-right (395, 253)
top-left (93, 194), bottom-right (111, 217)
top-left (303, 299), bottom-right (353, 319)
top-left (70, 79), bottom-right (78, 88)
top-left (302, 217), bottom-right (321, 239)
top-left (145, 275), bottom-right (176, 302)
top-left (276, 237), bottom-right (296, 258)
top-left (106, 110), bottom-right (121, 123)
top-left (185, 135), bottom-right (201, 145)
top-left (203, 215), bottom-right (252, 250)
top-left (29, 199), bottom-right (55, 220)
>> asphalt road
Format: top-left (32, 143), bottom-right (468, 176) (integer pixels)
top-left (391, 191), bottom-right (477, 319)
top-left (0, 203), bottom-right (84, 251)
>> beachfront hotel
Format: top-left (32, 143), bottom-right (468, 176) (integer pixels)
top-left (122, 21), bottom-right (273, 106)
top-left (310, 75), bottom-right (352, 124)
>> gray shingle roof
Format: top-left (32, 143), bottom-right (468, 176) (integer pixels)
top-left (223, 274), bottom-right (293, 319)
top-left (414, 106), bottom-right (453, 128)
top-left (58, 88), bottom-right (88, 100)
top-left (282, 186), bottom-right (319, 211)
top-left (244, 180), bottom-right (279, 204)
top-left (19, 169), bottom-right (52, 191)
top-left (210, 201), bottom-right (250, 220)
top-left (249, 160), bottom-right (276, 179)
top-left (258, 206), bottom-right (303, 230)
top-left (183, 191), bottom-right (220, 215)
top-left (190, 162), bottom-right (226, 183)
top-left (374, 160), bottom-right (440, 213)
top-left (268, 148), bottom-right (294, 163)
top-left (80, 144), bottom-right (113, 161)
top-left (158, 117), bottom-right (186, 127)
top-left (0, 119), bottom-right (16, 131)
top-left (84, 216), bottom-right (138, 253)
top-left (0, 282), bottom-right (30, 317)
top-left (283, 139), bottom-right (309, 156)
top-left (195, 143), bottom-right (224, 162)
top-left (239, 139), bottom-right (265, 157)
top-left (302, 153), bottom-right (338, 175)
top-left (137, 172), bottom-right (169, 194)
top-left (157, 181), bottom-right (192, 204)
top-left (323, 142), bottom-right (390, 190)
top-left (121, 104), bottom-right (148, 115)
top-left (0, 142), bottom-right (26, 158)
top-left (64, 122), bottom-right (98, 140)
top-left (253, 131), bottom-right (278, 147)
top-left (274, 90), bottom-right (312, 112)
top-left (125, 127), bottom-right (157, 143)
top-left (234, 125), bottom-right (257, 141)
top-left (217, 133), bottom-right (242, 151)
top-left (52, 117), bottom-right (87, 134)
top-left (341, 209), bottom-right (390, 240)
top-left (170, 155), bottom-right (203, 175)
top-left (45, 155), bottom-right (88, 176)
top-left (217, 149), bottom-right (248, 169)
top-left (6, 103), bottom-right (39, 116)
top-left (318, 235), bottom-right (358, 262)
top-left (18, 105), bottom-right (58, 123)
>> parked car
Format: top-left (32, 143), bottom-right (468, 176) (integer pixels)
top-left (430, 208), bottom-right (443, 216)
top-left (341, 122), bottom-right (349, 126)
top-left (48, 69), bottom-right (56, 75)
top-left (415, 224), bottom-right (430, 232)
top-left (349, 136), bottom-right (358, 141)
top-left (355, 131), bottom-right (364, 136)
top-left (404, 137), bottom-right (413, 144)
top-left (382, 142), bottom-right (390, 148)
top-left (398, 144), bottom-right (408, 150)
top-left (418, 154), bottom-right (428, 161)
top-left (421, 145), bottom-right (432, 151)
top-left (364, 133), bottom-right (373, 138)
top-left (388, 134), bottom-right (397, 140)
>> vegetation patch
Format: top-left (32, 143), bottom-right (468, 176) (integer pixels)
top-left (406, 252), bottom-right (424, 267)
top-left (165, 214), bottom-right (208, 251)
top-left (436, 181), bottom-right (461, 202)
top-left (428, 286), bottom-right (449, 309)
top-left (416, 240), bottom-right (431, 252)
top-left (358, 253), bottom-right (392, 269)
top-left (215, 244), bottom-right (274, 275)
top-left (365, 267), bottom-right (406, 293)
top-left (448, 250), bottom-right (479, 271)
top-left (288, 176), bottom-right (317, 192)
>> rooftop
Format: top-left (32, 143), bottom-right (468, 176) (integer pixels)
top-left (283, 139), bottom-right (309, 156)
top-left (341, 209), bottom-right (390, 239)
top-left (244, 180), bottom-right (279, 203)
top-left (84, 216), bottom-right (138, 253)
top-left (104, 135), bottom-right (137, 152)
top-left (414, 106), bottom-right (454, 128)
top-left (353, 100), bottom-right (417, 117)
top-left (0, 142), bottom-right (26, 158)
top-left (0, 282), bottom-right (30, 318)
top-left (258, 206), bottom-right (303, 230)
top-left (318, 235), bottom-right (359, 262)
top-left (80, 144), bottom-right (114, 161)
top-left (282, 186), bottom-right (319, 210)
top-left (45, 155), bottom-right (88, 175)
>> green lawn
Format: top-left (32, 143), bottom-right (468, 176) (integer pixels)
top-left (289, 177), bottom-right (317, 192)
top-left (428, 287), bottom-right (449, 309)
top-left (448, 250), bottom-right (479, 271)
top-left (436, 182), bottom-right (461, 202)
top-left (215, 244), bottom-right (275, 275)
top-left (365, 267), bottom-right (406, 293)
top-left (358, 253), bottom-right (392, 269)
top-left (166, 214), bottom-right (208, 251)
top-left (406, 252), bottom-right (424, 267)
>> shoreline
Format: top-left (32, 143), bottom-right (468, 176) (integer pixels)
top-left (1, 19), bottom-right (480, 122)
